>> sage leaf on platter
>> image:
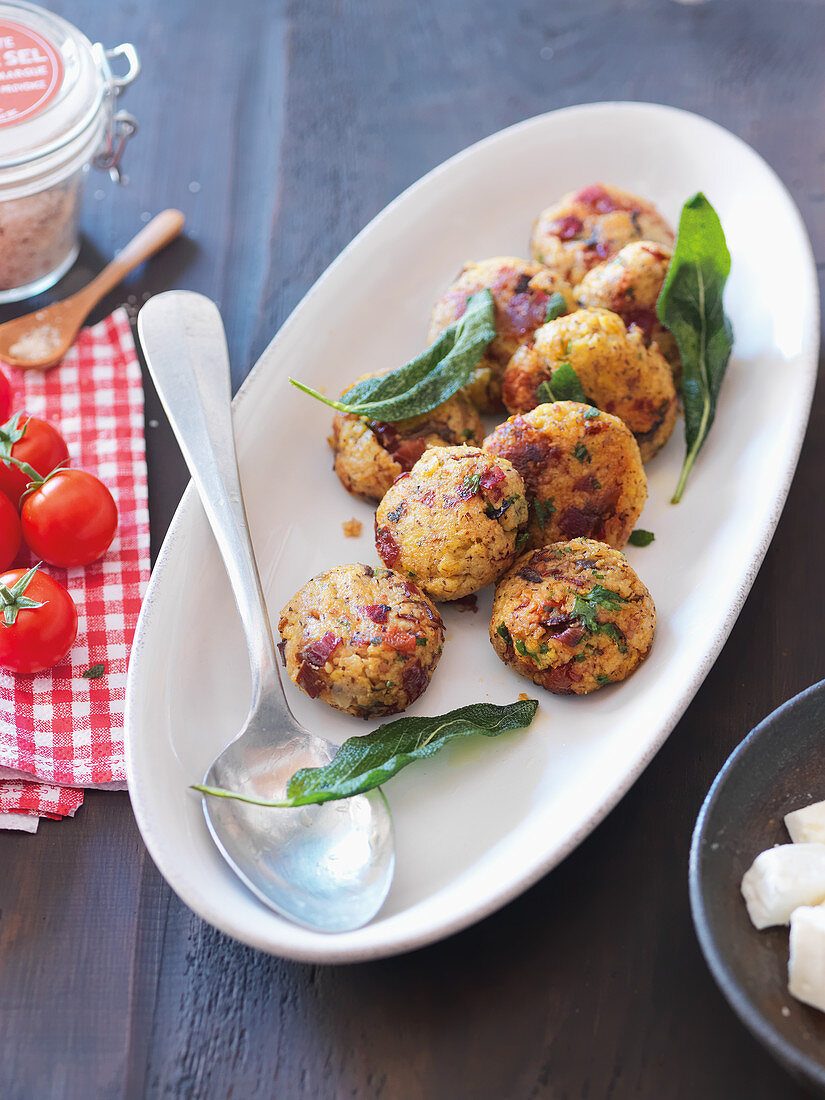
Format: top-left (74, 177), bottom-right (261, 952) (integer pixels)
top-left (289, 289), bottom-right (496, 422)
top-left (656, 192), bottom-right (733, 504)
top-left (192, 699), bottom-right (538, 808)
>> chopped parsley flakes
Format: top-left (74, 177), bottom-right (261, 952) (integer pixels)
top-left (628, 529), bottom-right (655, 547)
top-left (534, 497), bottom-right (556, 528)
top-left (572, 585), bottom-right (628, 653)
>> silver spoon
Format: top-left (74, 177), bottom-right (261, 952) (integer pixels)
top-left (137, 290), bottom-right (395, 933)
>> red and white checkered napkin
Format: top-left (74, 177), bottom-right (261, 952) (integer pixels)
top-left (0, 308), bottom-right (150, 831)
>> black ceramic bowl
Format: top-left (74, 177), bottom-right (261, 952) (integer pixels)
top-left (690, 679), bottom-right (825, 1093)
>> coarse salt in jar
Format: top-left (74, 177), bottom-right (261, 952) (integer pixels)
top-left (0, 0), bottom-right (139, 302)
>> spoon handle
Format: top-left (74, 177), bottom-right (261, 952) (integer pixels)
top-left (75, 209), bottom-right (185, 310)
top-left (137, 291), bottom-right (283, 708)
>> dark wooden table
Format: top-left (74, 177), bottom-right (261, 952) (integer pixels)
top-left (1, 1), bottom-right (823, 1096)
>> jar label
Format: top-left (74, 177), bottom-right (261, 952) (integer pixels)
top-left (0, 20), bottom-right (64, 130)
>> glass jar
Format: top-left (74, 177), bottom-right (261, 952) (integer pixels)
top-left (0, 1), bottom-right (140, 302)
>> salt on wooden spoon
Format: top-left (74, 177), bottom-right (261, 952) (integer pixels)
top-left (0, 209), bottom-right (185, 372)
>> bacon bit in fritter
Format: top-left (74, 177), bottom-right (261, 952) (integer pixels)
top-left (640, 243), bottom-right (669, 262)
top-left (513, 273), bottom-right (532, 294)
top-left (375, 523), bottom-right (401, 567)
top-left (361, 603), bottom-right (390, 624)
top-left (393, 438), bottom-right (428, 470)
top-left (551, 215), bottom-right (583, 240)
top-left (369, 420), bottom-right (400, 453)
top-left (573, 475), bottom-right (600, 493)
top-left (538, 610), bottom-right (586, 648)
top-left (490, 265), bottom-right (520, 295)
top-left (277, 639), bottom-right (287, 667)
top-left (574, 184), bottom-right (623, 213)
top-left (488, 418), bottom-right (562, 496)
top-left (386, 501), bottom-right (406, 523)
top-left (363, 565), bottom-right (374, 577)
top-left (634, 401), bottom-right (671, 443)
top-left (385, 629), bottom-right (418, 654)
top-left (402, 580), bottom-right (422, 600)
top-left (555, 627), bottom-right (586, 648)
top-left (425, 602), bottom-right (443, 626)
top-left (391, 471), bottom-right (410, 486)
top-left (621, 308), bottom-right (658, 339)
top-left (342, 518), bottom-right (363, 538)
top-left (302, 631), bottom-right (341, 668)
top-left (296, 662), bottom-right (326, 698)
top-left (586, 237), bottom-right (612, 261)
top-left (418, 489), bottom-right (436, 508)
top-left (479, 466), bottom-right (506, 500)
top-left (368, 421), bottom-right (429, 471)
top-left (558, 504), bottom-right (607, 541)
top-left (402, 660), bottom-right (429, 701)
top-left (500, 290), bottom-right (549, 338)
top-left (537, 662), bottom-right (581, 694)
top-left (451, 593), bottom-right (478, 613)
top-left (518, 566), bottom-right (544, 583)
top-left (539, 607), bottom-right (574, 628)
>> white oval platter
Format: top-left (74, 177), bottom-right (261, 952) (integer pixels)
top-left (125, 102), bottom-right (819, 962)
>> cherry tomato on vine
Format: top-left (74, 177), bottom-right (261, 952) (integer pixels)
top-left (0, 565), bottom-right (78, 673)
top-left (0, 491), bottom-right (21, 571)
top-left (21, 469), bottom-right (118, 568)
top-left (0, 371), bottom-right (13, 424)
top-left (0, 413), bottom-right (69, 508)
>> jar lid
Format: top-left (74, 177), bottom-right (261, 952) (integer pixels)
top-left (0, 1), bottom-right (103, 166)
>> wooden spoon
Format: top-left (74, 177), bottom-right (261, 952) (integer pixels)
top-left (0, 208), bottom-right (185, 371)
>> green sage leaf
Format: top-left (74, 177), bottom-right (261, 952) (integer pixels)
top-left (289, 289), bottom-right (496, 422)
top-left (545, 362), bottom-right (592, 405)
top-left (656, 193), bottom-right (733, 503)
top-left (193, 699), bottom-right (538, 808)
top-left (82, 663), bottom-right (106, 679)
top-left (545, 292), bottom-right (567, 322)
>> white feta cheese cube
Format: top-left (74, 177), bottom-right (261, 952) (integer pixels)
top-left (789, 904), bottom-right (825, 1013)
top-left (785, 799), bottom-right (825, 845)
top-left (741, 844), bottom-right (825, 929)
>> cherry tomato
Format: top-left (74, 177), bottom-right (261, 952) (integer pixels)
top-left (0, 566), bottom-right (78, 673)
top-left (0, 414), bottom-right (69, 508)
top-left (21, 469), bottom-right (118, 568)
top-left (0, 371), bottom-right (13, 423)
top-left (0, 490), bottom-right (21, 571)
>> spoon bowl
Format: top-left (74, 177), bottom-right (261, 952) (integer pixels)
top-left (204, 726), bottom-right (393, 933)
top-left (0, 209), bottom-right (185, 371)
top-left (137, 290), bottom-right (395, 933)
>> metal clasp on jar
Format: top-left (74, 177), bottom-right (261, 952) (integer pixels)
top-left (93, 43), bottom-right (141, 184)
